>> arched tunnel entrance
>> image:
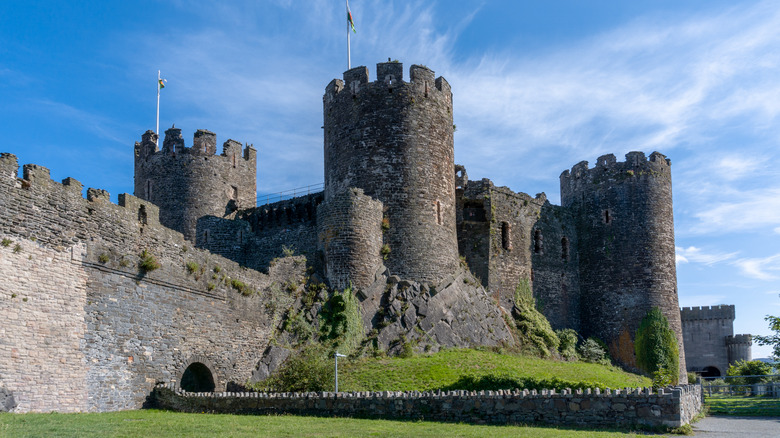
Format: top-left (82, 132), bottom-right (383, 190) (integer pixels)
top-left (180, 362), bottom-right (216, 392)
top-left (701, 366), bottom-right (721, 378)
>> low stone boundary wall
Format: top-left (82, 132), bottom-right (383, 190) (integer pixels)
top-left (153, 384), bottom-right (702, 428)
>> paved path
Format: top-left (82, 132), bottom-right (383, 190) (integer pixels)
top-left (692, 415), bottom-right (780, 437)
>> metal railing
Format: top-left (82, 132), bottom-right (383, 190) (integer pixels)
top-left (256, 182), bottom-right (324, 206)
top-left (701, 374), bottom-right (780, 398)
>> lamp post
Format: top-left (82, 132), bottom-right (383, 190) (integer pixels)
top-left (334, 352), bottom-right (346, 392)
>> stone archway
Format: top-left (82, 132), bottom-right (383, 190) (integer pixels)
top-left (177, 354), bottom-right (220, 392)
top-left (702, 366), bottom-right (721, 378)
top-left (180, 362), bottom-right (216, 392)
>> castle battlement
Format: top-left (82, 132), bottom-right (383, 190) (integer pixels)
top-left (726, 334), bottom-right (752, 345)
top-left (135, 128), bottom-right (256, 161)
top-left (560, 151), bottom-right (671, 184)
top-left (680, 305), bottom-right (736, 321)
top-left (324, 62), bottom-right (451, 103)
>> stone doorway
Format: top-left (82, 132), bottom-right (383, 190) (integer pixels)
top-left (180, 362), bottom-right (216, 392)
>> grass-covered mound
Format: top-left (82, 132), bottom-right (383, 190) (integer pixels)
top-left (337, 348), bottom-right (651, 392)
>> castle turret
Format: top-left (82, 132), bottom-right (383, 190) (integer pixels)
top-left (726, 334), bottom-right (752, 365)
top-left (134, 128), bottom-right (257, 242)
top-left (322, 62), bottom-right (459, 284)
top-left (561, 151), bottom-right (687, 383)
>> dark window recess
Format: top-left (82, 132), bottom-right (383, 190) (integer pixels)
top-left (463, 201), bottom-right (486, 222)
top-left (561, 237), bottom-right (569, 260)
top-left (534, 229), bottom-right (543, 254)
top-left (604, 209), bottom-right (612, 224)
top-left (180, 362), bottom-right (216, 392)
top-left (501, 222), bottom-right (512, 250)
top-left (436, 201), bottom-right (442, 225)
top-left (138, 205), bottom-right (148, 225)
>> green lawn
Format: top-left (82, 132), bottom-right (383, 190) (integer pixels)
top-left (0, 410), bottom-right (648, 437)
top-left (338, 348), bottom-right (652, 392)
top-left (705, 395), bottom-right (780, 416)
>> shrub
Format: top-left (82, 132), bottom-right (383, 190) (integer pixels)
top-left (282, 246), bottom-right (295, 257)
top-left (1, 238), bottom-right (11, 247)
top-left (634, 307), bottom-right (679, 384)
top-left (578, 337), bottom-right (611, 365)
top-left (230, 278), bottom-right (255, 296)
top-left (259, 345), bottom-right (334, 392)
top-left (13, 244), bottom-right (21, 254)
top-left (98, 253), bottom-right (109, 263)
top-left (727, 359), bottom-right (772, 385)
top-left (185, 261), bottom-right (199, 274)
top-left (381, 217), bottom-right (390, 231)
top-left (652, 367), bottom-right (675, 388)
top-left (511, 278), bottom-right (559, 357)
top-left (138, 250), bottom-right (161, 272)
top-left (556, 329), bottom-right (579, 360)
top-left (320, 286), bottom-right (363, 355)
top-left (687, 371), bottom-right (699, 384)
top-left (380, 244), bottom-right (391, 260)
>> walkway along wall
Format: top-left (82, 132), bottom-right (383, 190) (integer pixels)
top-left (153, 384), bottom-right (703, 429)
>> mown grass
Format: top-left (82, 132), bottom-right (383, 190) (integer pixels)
top-left (705, 395), bottom-right (780, 416)
top-left (337, 348), bottom-right (651, 392)
top-left (0, 410), bottom-right (646, 437)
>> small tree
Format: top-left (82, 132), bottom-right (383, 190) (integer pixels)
top-left (634, 307), bottom-right (679, 384)
top-left (727, 359), bottom-right (772, 385)
top-left (754, 294), bottom-right (780, 365)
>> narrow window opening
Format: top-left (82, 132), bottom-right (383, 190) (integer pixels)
top-left (231, 185), bottom-right (238, 200)
top-left (561, 237), bottom-right (569, 260)
top-left (604, 209), bottom-right (611, 224)
top-left (138, 205), bottom-right (148, 225)
top-left (232, 154), bottom-right (237, 168)
top-left (534, 229), bottom-right (543, 254)
top-left (203, 229), bottom-right (210, 244)
top-left (145, 180), bottom-right (152, 199)
top-left (436, 200), bottom-right (442, 225)
top-left (238, 229), bottom-right (243, 243)
top-left (501, 222), bottom-right (512, 251)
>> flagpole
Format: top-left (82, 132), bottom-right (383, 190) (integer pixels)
top-left (346, 1), bottom-right (351, 70)
top-left (156, 70), bottom-right (161, 147)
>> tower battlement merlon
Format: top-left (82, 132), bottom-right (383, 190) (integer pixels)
top-left (680, 304), bottom-right (736, 321)
top-left (324, 62), bottom-right (452, 101)
top-left (726, 334), bottom-right (752, 345)
top-left (138, 128), bottom-right (255, 162)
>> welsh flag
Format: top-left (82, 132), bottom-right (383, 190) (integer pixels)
top-left (347, 2), bottom-right (356, 33)
top-left (158, 78), bottom-right (166, 89)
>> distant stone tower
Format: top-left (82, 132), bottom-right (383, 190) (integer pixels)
top-left (561, 151), bottom-right (687, 383)
top-left (134, 128), bottom-right (257, 242)
top-left (726, 334), bottom-right (752, 365)
top-left (322, 62), bottom-right (459, 284)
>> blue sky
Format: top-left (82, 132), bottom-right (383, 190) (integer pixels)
top-left (1, 1), bottom-right (778, 358)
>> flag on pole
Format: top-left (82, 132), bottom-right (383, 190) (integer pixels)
top-left (347, 1), bottom-right (356, 33)
top-left (158, 78), bottom-right (167, 89)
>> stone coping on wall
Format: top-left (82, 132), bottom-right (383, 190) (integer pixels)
top-left (153, 384), bottom-right (703, 428)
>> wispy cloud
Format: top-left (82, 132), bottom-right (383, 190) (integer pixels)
top-left (733, 254), bottom-right (780, 281)
top-left (676, 246), bottom-right (737, 265)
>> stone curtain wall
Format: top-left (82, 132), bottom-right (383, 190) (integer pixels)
top-left (0, 153), bottom-right (303, 412)
top-left (0, 239), bottom-right (89, 413)
top-left (154, 384), bottom-right (703, 429)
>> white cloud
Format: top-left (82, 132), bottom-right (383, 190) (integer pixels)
top-left (690, 188), bottom-right (780, 235)
top-left (675, 246), bottom-right (737, 265)
top-left (733, 254), bottom-right (780, 281)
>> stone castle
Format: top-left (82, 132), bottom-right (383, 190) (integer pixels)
top-left (681, 305), bottom-right (752, 377)
top-left (2, 61), bottom-right (689, 413)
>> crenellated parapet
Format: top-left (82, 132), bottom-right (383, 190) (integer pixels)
top-left (680, 305), bottom-right (735, 321)
top-left (134, 128), bottom-right (257, 242)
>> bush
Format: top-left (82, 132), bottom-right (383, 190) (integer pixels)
top-left (578, 337), bottom-right (611, 365)
top-left (687, 372), bottom-right (699, 384)
top-left (319, 286), bottom-right (363, 355)
top-left (556, 329), bottom-right (579, 360)
top-left (634, 307), bottom-right (679, 384)
top-left (185, 261), bottom-right (199, 274)
top-left (138, 250), bottom-right (161, 272)
top-left (727, 359), bottom-right (772, 385)
top-left (259, 345), bottom-right (334, 392)
top-left (511, 278), bottom-right (559, 357)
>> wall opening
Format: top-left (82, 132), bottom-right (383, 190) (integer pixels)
top-left (138, 205), bottom-right (148, 225)
top-left (231, 185), bottom-right (238, 201)
top-left (501, 222), bottom-right (512, 251)
top-left (145, 180), bottom-right (152, 199)
top-left (203, 229), bottom-right (210, 244)
top-left (561, 237), bottom-right (569, 260)
top-left (463, 201), bottom-right (486, 222)
top-left (436, 201), bottom-right (442, 225)
top-left (701, 366), bottom-right (721, 378)
top-left (180, 362), bottom-right (216, 392)
top-left (534, 229), bottom-right (543, 254)
top-left (604, 209), bottom-right (612, 224)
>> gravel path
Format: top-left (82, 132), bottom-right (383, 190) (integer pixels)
top-left (692, 415), bottom-right (780, 437)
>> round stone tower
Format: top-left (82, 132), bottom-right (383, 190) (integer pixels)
top-left (134, 128), bottom-right (257, 242)
top-left (560, 151), bottom-right (687, 383)
top-left (726, 334), bottom-right (752, 364)
top-left (322, 61), bottom-right (459, 284)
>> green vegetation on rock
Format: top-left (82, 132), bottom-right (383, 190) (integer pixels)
top-left (634, 307), bottom-right (679, 385)
top-left (510, 278), bottom-right (560, 357)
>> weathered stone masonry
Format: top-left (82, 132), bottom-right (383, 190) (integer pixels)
top-left (0, 153), bottom-right (302, 412)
